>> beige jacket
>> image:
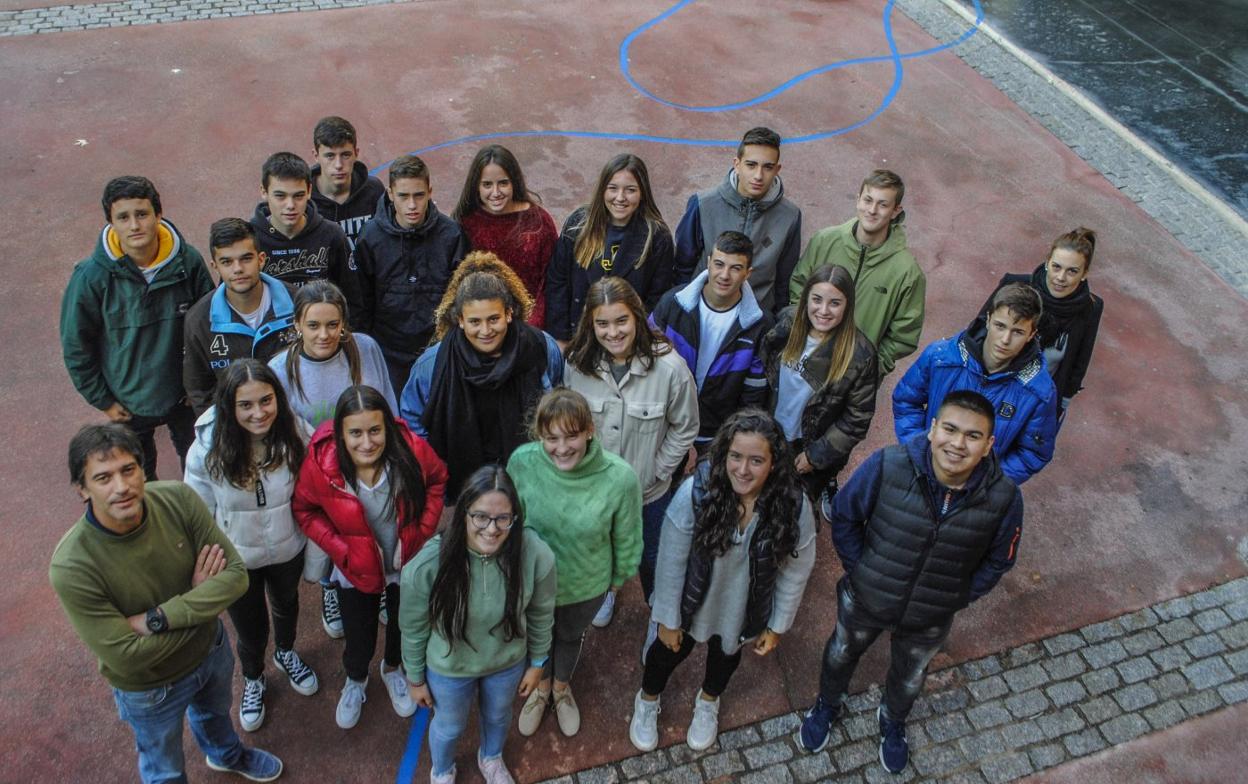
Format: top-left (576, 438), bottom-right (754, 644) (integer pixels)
top-left (566, 348), bottom-right (700, 503)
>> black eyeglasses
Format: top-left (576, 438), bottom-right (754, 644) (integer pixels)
top-left (467, 511), bottom-right (515, 531)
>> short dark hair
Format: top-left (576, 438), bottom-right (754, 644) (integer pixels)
top-left (736, 127), bottom-right (781, 157)
top-left (989, 282), bottom-right (1042, 326)
top-left (208, 218), bottom-right (257, 257)
top-left (68, 423), bottom-right (143, 486)
top-left (261, 152), bottom-right (312, 190)
top-left (388, 155), bottom-right (430, 187)
top-left (313, 116), bottom-right (358, 150)
top-left (936, 390), bottom-right (996, 436)
top-left (101, 176), bottom-right (161, 222)
top-left (713, 230), bottom-right (754, 264)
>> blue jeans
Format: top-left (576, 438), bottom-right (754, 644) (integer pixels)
top-left (112, 621), bottom-right (244, 784)
top-left (425, 660), bottom-right (526, 776)
top-left (639, 485), bottom-right (675, 602)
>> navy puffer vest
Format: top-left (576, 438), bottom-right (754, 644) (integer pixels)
top-left (678, 462), bottom-right (804, 641)
top-left (850, 445), bottom-right (1015, 629)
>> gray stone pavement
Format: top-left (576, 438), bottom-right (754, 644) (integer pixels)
top-left (542, 576), bottom-right (1248, 784)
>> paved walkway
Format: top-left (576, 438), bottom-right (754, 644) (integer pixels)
top-left (543, 576), bottom-right (1248, 784)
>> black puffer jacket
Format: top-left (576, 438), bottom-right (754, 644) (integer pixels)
top-left (761, 307), bottom-right (879, 497)
top-left (352, 196), bottom-right (467, 369)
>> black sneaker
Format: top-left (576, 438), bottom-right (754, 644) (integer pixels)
top-left (796, 695), bottom-right (840, 753)
top-left (321, 583), bottom-right (344, 639)
top-left (273, 648), bottom-right (319, 696)
top-left (878, 706), bottom-right (909, 774)
top-left (238, 676), bottom-right (265, 732)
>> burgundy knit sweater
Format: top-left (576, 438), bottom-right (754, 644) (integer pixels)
top-left (460, 204), bottom-right (558, 328)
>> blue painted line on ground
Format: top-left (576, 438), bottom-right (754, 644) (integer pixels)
top-left (371, 0), bottom-right (983, 173)
top-left (395, 706), bottom-right (431, 784)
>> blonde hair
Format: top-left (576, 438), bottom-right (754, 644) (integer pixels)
top-left (784, 265), bottom-right (857, 385)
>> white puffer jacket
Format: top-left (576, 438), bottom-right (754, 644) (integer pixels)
top-left (184, 408), bottom-right (312, 569)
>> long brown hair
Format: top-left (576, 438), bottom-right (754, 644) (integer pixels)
top-left (205, 359), bottom-right (306, 488)
top-left (451, 144), bottom-right (540, 222)
top-left (784, 265), bottom-right (858, 386)
top-left (565, 277), bottom-right (669, 376)
top-left (284, 280), bottom-right (361, 405)
top-left (431, 251), bottom-right (534, 343)
top-left (572, 154), bottom-right (666, 271)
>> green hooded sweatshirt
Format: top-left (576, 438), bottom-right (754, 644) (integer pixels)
top-left (60, 220), bottom-right (213, 416)
top-left (789, 218), bottom-right (926, 376)
top-left (507, 437), bottom-right (643, 606)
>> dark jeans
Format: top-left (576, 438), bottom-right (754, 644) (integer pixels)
top-left (127, 404), bottom-right (196, 481)
top-left (818, 578), bottom-right (953, 722)
top-left (641, 633), bottom-right (742, 699)
top-left (225, 549), bottom-right (305, 680)
top-left (546, 592), bottom-right (606, 683)
top-left (639, 485), bottom-right (676, 602)
top-left (339, 583), bottom-right (401, 681)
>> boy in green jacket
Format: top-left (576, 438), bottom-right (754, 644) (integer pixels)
top-left (788, 170), bottom-right (925, 377)
top-left (59, 176), bottom-right (215, 478)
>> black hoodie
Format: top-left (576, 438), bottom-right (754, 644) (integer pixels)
top-left (249, 200), bottom-right (360, 315)
top-left (353, 194), bottom-right (467, 372)
top-left (310, 160), bottom-right (387, 249)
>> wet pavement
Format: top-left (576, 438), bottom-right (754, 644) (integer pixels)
top-left (957, 0), bottom-right (1248, 219)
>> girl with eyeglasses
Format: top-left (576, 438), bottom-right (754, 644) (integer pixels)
top-left (399, 466), bottom-right (556, 784)
top-left (506, 388), bottom-right (643, 738)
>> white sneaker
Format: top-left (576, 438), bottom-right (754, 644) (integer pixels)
top-left (336, 677), bottom-right (367, 729)
top-left (591, 592), bottom-right (616, 628)
top-left (429, 764), bottom-right (456, 784)
top-left (629, 690), bottom-right (661, 752)
top-left (381, 662), bottom-right (417, 718)
top-left (239, 676), bottom-right (266, 732)
top-left (477, 753), bottom-right (515, 784)
top-left (687, 690), bottom-right (720, 751)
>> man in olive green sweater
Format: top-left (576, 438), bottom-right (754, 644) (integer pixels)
top-left (50, 424), bottom-right (282, 783)
top-left (788, 170), bottom-right (926, 377)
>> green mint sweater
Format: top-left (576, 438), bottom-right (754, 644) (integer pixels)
top-left (398, 529), bottom-right (557, 683)
top-left (507, 437), bottom-right (643, 606)
top-left (49, 481), bottom-right (248, 691)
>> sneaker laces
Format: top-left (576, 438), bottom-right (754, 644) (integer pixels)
top-left (522, 689), bottom-right (548, 717)
top-left (241, 678), bottom-right (264, 713)
top-left (382, 667), bottom-right (407, 700)
top-left (275, 649), bottom-right (313, 684)
top-left (342, 679), bottom-right (365, 709)
top-left (322, 587), bottom-right (342, 624)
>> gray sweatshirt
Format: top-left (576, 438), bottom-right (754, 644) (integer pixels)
top-left (650, 476), bottom-right (817, 653)
top-left (268, 332), bottom-right (397, 427)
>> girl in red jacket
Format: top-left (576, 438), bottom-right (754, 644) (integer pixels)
top-left (294, 385), bottom-right (448, 730)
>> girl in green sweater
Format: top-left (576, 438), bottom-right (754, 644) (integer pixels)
top-left (507, 388), bottom-right (643, 738)
top-left (399, 465), bottom-right (556, 784)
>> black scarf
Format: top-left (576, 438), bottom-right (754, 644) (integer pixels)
top-left (1030, 264), bottom-right (1093, 348)
top-left (422, 323), bottom-right (548, 494)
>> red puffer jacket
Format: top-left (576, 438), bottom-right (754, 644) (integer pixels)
top-left (293, 418), bottom-right (448, 594)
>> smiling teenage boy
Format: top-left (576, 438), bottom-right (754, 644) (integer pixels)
top-left (309, 116), bottom-right (386, 249)
top-left (891, 283), bottom-right (1057, 485)
top-left (789, 170), bottom-right (925, 378)
top-left (182, 219), bottom-right (297, 415)
top-left (673, 127), bottom-right (802, 313)
top-left (60, 176), bottom-right (215, 479)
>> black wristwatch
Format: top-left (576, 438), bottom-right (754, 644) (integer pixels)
top-left (145, 607), bottom-right (169, 634)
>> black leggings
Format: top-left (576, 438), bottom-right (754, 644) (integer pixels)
top-left (641, 633), bottom-right (742, 699)
top-left (339, 583), bottom-right (401, 681)
top-left (226, 549), bottom-right (305, 680)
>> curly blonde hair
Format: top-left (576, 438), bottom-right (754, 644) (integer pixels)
top-left (432, 251), bottom-right (536, 342)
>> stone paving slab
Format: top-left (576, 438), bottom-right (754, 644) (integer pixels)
top-left (546, 577), bottom-right (1248, 783)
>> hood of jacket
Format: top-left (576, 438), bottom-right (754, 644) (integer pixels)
top-left (673, 269), bottom-right (766, 331)
top-left (715, 168), bottom-right (786, 215)
top-left (827, 217), bottom-right (912, 271)
top-left (251, 200), bottom-right (335, 250)
top-left (207, 273), bottom-right (296, 335)
top-left (310, 160), bottom-right (380, 213)
top-left (89, 218), bottom-right (186, 278)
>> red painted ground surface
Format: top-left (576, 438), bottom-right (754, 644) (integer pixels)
top-left (1, 1), bottom-right (1245, 782)
top-left (1022, 703), bottom-right (1248, 784)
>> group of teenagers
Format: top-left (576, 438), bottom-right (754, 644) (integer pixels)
top-left (52, 118), bottom-right (1106, 784)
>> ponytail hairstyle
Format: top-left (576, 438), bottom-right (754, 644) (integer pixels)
top-left (428, 465), bottom-right (526, 650)
top-left (285, 280), bottom-right (361, 405)
top-left (332, 385), bottom-right (426, 526)
top-left (572, 153), bottom-right (667, 271)
top-left (1048, 227), bottom-right (1097, 271)
top-left (694, 409), bottom-right (799, 558)
top-left (565, 276), bottom-right (669, 376)
top-left (431, 251), bottom-right (534, 343)
top-left (785, 264), bottom-right (858, 385)
top-left (205, 359), bottom-right (306, 488)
